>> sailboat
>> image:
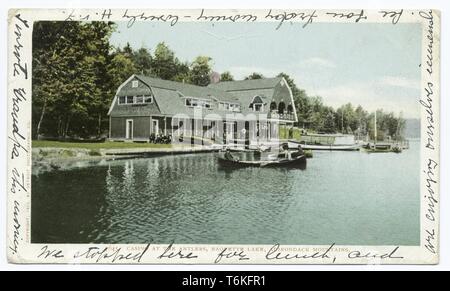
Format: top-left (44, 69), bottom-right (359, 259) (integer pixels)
top-left (363, 110), bottom-right (401, 153)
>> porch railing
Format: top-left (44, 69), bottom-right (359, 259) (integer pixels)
top-left (268, 111), bottom-right (295, 121)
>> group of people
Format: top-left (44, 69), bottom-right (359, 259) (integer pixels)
top-left (149, 133), bottom-right (172, 144)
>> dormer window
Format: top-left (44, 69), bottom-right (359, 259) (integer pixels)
top-left (250, 95), bottom-right (264, 112)
top-left (132, 80), bottom-right (138, 88)
top-left (185, 97), bottom-right (212, 109)
top-left (219, 102), bottom-right (240, 112)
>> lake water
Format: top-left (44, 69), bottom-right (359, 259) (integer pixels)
top-left (32, 141), bottom-right (420, 245)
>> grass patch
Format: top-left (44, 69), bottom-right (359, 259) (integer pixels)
top-left (33, 140), bottom-right (173, 150)
top-left (60, 149), bottom-right (75, 157)
top-left (88, 149), bottom-right (102, 156)
top-left (279, 126), bottom-right (302, 140)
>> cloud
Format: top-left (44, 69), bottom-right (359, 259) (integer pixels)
top-left (378, 76), bottom-right (420, 89)
top-left (299, 57), bottom-right (336, 69)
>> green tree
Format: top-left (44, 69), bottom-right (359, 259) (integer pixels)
top-left (172, 61), bottom-right (191, 83)
top-left (133, 47), bottom-right (153, 75)
top-left (322, 108), bottom-right (336, 133)
top-left (108, 51), bottom-right (137, 90)
top-left (354, 105), bottom-right (369, 137)
top-left (245, 72), bottom-right (264, 80)
top-left (32, 21), bottom-right (72, 138)
top-left (32, 21), bottom-right (116, 139)
top-left (151, 42), bottom-right (177, 80)
top-left (122, 42), bottom-right (133, 58)
top-left (189, 56), bottom-right (212, 86)
top-left (220, 71), bottom-right (234, 81)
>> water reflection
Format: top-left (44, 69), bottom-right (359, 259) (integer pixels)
top-left (32, 142), bottom-right (421, 245)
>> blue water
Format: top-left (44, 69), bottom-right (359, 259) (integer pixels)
top-left (31, 141), bottom-right (420, 245)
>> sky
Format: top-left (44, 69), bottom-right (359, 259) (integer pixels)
top-left (110, 21), bottom-right (422, 118)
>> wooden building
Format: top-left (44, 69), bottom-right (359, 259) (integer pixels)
top-left (107, 74), bottom-right (297, 144)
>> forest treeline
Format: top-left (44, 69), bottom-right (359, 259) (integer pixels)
top-left (32, 21), bottom-right (405, 140)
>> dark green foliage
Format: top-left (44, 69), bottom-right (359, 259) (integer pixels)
top-left (32, 21), bottom-right (116, 139)
top-left (276, 72), bottom-right (405, 139)
top-left (189, 56), bottom-right (212, 86)
top-left (32, 22), bottom-right (218, 139)
top-left (220, 71), bottom-right (234, 81)
top-left (32, 22), bottom-right (405, 141)
top-left (245, 72), bottom-right (264, 80)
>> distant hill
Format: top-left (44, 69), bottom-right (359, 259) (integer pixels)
top-left (404, 118), bottom-right (420, 139)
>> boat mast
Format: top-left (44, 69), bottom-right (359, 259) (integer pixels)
top-left (396, 111), bottom-right (403, 141)
top-left (374, 110), bottom-right (377, 148)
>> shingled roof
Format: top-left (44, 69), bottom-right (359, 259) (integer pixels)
top-left (208, 77), bottom-right (283, 92)
top-left (136, 75), bottom-right (239, 103)
top-left (109, 74), bottom-right (290, 118)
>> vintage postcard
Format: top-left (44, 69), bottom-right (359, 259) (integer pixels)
top-left (7, 8), bottom-right (440, 264)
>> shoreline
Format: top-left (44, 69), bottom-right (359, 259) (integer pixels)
top-left (32, 145), bottom-right (221, 175)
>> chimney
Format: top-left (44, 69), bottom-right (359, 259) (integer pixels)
top-left (210, 71), bottom-right (220, 84)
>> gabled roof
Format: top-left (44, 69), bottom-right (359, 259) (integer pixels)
top-left (108, 75), bottom-right (295, 120)
top-left (136, 75), bottom-right (239, 103)
top-left (208, 77), bottom-right (283, 92)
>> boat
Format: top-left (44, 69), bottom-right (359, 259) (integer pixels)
top-left (218, 144), bottom-right (306, 168)
top-left (362, 142), bottom-right (403, 153)
top-left (364, 111), bottom-right (404, 154)
top-left (288, 134), bottom-right (361, 151)
top-left (289, 140), bottom-right (360, 151)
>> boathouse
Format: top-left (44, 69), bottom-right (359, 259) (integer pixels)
top-left (107, 74), bottom-right (297, 144)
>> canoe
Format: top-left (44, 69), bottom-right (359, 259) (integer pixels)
top-left (299, 144), bottom-right (361, 151)
top-left (218, 152), bottom-right (306, 168)
top-left (288, 140), bottom-right (360, 151)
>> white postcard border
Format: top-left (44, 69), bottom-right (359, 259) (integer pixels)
top-left (6, 8), bottom-right (441, 265)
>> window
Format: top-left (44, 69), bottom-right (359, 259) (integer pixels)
top-left (119, 95), bottom-right (153, 105)
top-left (144, 96), bottom-right (153, 104)
top-left (270, 102), bottom-right (277, 111)
top-left (132, 80), bottom-right (138, 88)
top-left (230, 103), bottom-right (240, 112)
top-left (135, 96), bottom-right (144, 104)
top-left (250, 96), bottom-right (264, 112)
top-left (219, 102), bottom-right (240, 112)
top-left (185, 97), bottom-right (212, 109)
top-left (278, 102), bottom-right (286, 114)
top-left (287, 104), bottom-right (293, 113)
